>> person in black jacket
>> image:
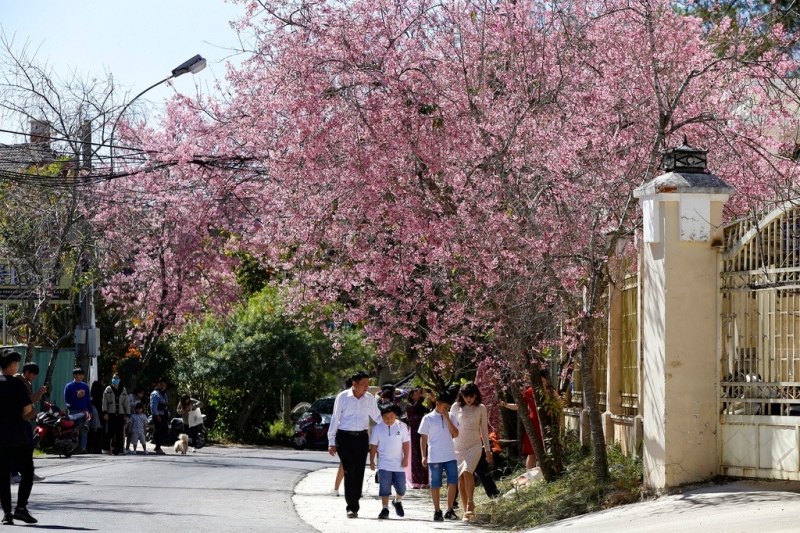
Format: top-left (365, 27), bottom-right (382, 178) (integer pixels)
top-left (0, 349), bottom-right (38, 525)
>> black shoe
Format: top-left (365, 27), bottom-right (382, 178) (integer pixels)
top-left (444, 508), bottom-right (458, 520)
top-left (433, 510), bottom-right (443, 522)
top-left (392, 499), bottom-right (404, 517)
top-left (452, 499), bottom-right (459, 509)
top-left (13, 507), bottom-right (37, 524)
top-left (1, 513), bottom-right (13, 525)
top-left (378, 508), bottom-right (390, 519)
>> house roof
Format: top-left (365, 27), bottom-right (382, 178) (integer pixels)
top-left (0, 142), bottom-right (56, 174)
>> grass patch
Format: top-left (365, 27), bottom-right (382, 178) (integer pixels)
top-left (477, 437), bottom-right (642, 530)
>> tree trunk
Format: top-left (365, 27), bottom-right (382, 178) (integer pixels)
top-left (529, 366), bottom-right (565, 476)
top-left (41, 331), bottom-right (73, 407)
top-left (509, 383), bottom-right (558, 481)
top-left (236, 389), bottom-right (266, 437)
top-left (281, 387), bottom-right (291, 425)
top-left (579, 316), bottom-right (609, 484)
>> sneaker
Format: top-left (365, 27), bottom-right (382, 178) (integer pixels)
top-left (346, 510), bottom-right (358, 518)
top-left (33, 473), bottom-right (45, 481)
top-left (392, 499), bottom-right (404, 517)
top-left (13, 507), bottom-right (37, 524)
top-left (444, 508), bottom-right (458, 520)
top-left (153, 448), bottom-right (165, 455)
top-left (378, 508), bottom-right (390, 519)
top-left (1, 513), bottom-right (13, 525)
top-left (433, 510), bottom-right (443, 522)
top-left (143, 450), bottom-right (148, 455)
top-left (329, 489), bottom-right (339, 497)
top-left (10, 474), bottom-right (21, 484)
top-left (190, 447), bottom-right (196, 453)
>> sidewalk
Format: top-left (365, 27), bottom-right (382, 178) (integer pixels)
top-left (293, 467), bottom-right (495, 533)
top-left (525, 480), bottom-right (800, 533)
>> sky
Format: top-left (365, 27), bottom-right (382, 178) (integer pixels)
top-left (0, 0), bottom-right (247, 144)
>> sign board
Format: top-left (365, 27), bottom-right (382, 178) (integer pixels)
top-left (0, 261), bottom-right (71, 304)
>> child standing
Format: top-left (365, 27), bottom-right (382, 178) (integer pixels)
top-left (129, 402), bottom-right (148, 454)
top-left (369, 405), bottom-right (410, 519)
top-left (419, 391), bottom-right (460, 522)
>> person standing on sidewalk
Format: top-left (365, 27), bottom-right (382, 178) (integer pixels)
top-left (64, 368), bottom-right (91, 453)
top-left (102, 373), bottom-right (131, 455)
top-left (0, 349), bottom-right (38, 525)
top-left (405, 387), bottom-right (430, 488)
top-left (327, 370), bottom-right (382, 519)
top-left (10, 362), bottom-right (46, 484)
top-left (150, 378), bottom-right (170, 455)
top-left (129, 402), bottom-right (148, 454)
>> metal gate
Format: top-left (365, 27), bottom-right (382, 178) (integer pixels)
top-left (720, 201), bottom-right (800, 479)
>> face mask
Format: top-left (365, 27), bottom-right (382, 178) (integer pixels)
top-left (111, 378), bottom-right (120, 386)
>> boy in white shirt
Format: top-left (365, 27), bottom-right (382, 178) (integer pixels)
top-left (369, 405), bottom-right (410, 519)
top-left (418, 391), bottom-right (460, 521)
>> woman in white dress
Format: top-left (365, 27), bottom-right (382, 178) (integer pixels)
top-left (450, 382), bottom-right (493, 521)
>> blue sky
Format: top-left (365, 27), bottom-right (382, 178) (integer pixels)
top-left (0, 0), bottom-right (246, 143)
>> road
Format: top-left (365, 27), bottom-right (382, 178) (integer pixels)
top-left (25, 445), bottom-right (339, 532)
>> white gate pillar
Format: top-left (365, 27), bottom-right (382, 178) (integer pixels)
top-left (633, 140), bottom-right (734, 492)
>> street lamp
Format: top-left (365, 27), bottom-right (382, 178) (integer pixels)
top-left (109, 54), bottom-right (207, 173)
top-left (78, 54), bottom-right (207, 377)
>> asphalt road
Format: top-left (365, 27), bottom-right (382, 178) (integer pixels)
top-left (21, 445), bottom-right (339, 532)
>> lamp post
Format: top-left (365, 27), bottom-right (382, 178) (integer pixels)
top-left (109, 54), bottom-right (207, 174)
top-left (78, 55), bottom-right (207, 378)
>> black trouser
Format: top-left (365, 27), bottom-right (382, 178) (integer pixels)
top-left (474, 450), bottom-right (500, 497)
top-left (154, 415), bottom-right (168, 449)
top-left (105, 414), bottom-right (126, 454)
top-left (9, 424), bottom-right (34, 477)
top-left (187, 425), bottom-right (199, 447)
top-left (0, 445), bottom-right (33, 514)
top-left (336, 430), bottom-right (369, 513)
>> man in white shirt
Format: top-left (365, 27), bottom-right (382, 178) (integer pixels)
top-left (328, 371), bottom-right (382, 518)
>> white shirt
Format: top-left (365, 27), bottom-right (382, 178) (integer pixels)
top-left (370, 420), bottom-right (410, 472)
top-left (328, 388), bottom-right (383, 446)
top-left (418, 411), bottom-right (460, 464)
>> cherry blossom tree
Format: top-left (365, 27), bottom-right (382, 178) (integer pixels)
top-left (102, 0), bottom-right (800, 481)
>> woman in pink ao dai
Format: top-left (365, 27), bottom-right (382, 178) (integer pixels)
top-left (450, 382), bottom-right (493, 521)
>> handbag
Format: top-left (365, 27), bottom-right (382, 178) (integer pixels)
top-left (188, 408), bottom-right (204, 428)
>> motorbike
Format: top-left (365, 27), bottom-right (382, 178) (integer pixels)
top-left (292, 411), bottom-right (329, 450)
top-left (146, 414), bottom-right (208, 449)
top-left (32, 402), bottom-right (92, 458)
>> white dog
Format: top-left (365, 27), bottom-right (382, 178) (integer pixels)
top-left (174, 434), bottom-right (189, 454)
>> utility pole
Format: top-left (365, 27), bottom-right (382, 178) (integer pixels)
top-left (77, 120), bottom-right (96, 377)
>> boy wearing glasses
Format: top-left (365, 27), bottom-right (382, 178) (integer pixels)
top-left (418, 391), bottom-right (460, 521)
